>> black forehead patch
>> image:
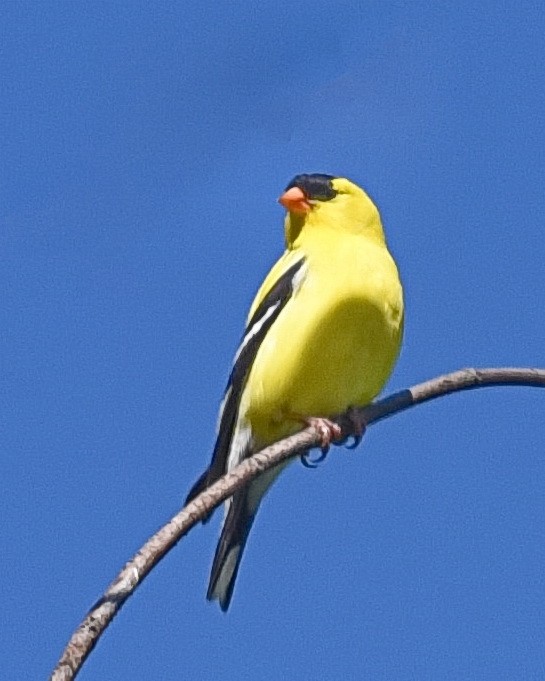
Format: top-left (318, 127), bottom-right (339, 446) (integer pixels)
top-left (285, 173), bottom-right (337, 201)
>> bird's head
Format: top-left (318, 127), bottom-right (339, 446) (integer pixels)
top-left (278, 173), bottom-right (384, 247)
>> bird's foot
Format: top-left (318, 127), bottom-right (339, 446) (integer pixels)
top-left (345, 407), bottom-right (367, 450)
top-left (305, 416), bottom-right (342, 453)
top-left (291, 415), bottom-right (341, 468)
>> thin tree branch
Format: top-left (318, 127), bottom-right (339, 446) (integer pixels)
top-left (50, 367), bottom-right (545, 680)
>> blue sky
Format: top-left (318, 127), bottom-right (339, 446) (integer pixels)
top-left (2, 2), bottom-right (545, 679)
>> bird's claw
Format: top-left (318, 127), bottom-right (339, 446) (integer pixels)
top-left (346, 433), bottom-right (362, 450)
top-left (345, 407), bottom-right (367, 450)
top-left (300, 449), bottom-right (329, 468)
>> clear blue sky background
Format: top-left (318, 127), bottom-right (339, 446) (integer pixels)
top-left (2, 3), bottom-right (545, 679)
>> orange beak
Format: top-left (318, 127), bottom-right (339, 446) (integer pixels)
top-left (278, 186), bottom-right (312, 214)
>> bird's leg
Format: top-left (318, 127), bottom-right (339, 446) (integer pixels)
top-left (345, 407), bottom-right (367, 449)
top-left (299, 416), bottom-right (342, 467)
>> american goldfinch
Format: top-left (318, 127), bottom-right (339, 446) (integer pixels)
top-left (186, 173), bottom-right (404, 611)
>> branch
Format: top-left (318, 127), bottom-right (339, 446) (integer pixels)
top-left (50, 367), bottom-right (545, 680)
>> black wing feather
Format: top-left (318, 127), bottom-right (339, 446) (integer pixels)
top-left (184, 256), bottom-right (306, 510)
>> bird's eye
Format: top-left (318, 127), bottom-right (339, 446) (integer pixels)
top-left (311, 191), bottom-right (336, 201)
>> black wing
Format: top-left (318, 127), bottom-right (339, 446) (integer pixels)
top-left (185, 256), bottom-right (306, 511)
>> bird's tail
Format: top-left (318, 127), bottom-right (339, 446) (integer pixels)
top-left (185, 466), bottom-right (212, 505)
top-left (185, 447), bottom-right (230, 523)
top-left (184, 466), bottom-right (218, 524)
top-left (207, 491), bottom-right (255, 612)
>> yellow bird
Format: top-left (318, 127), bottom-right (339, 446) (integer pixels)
top-left (186, 173), bottom-right (404, 611)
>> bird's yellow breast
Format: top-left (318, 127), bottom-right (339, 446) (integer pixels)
top-left (242, 230), bottom-right (403, 444)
